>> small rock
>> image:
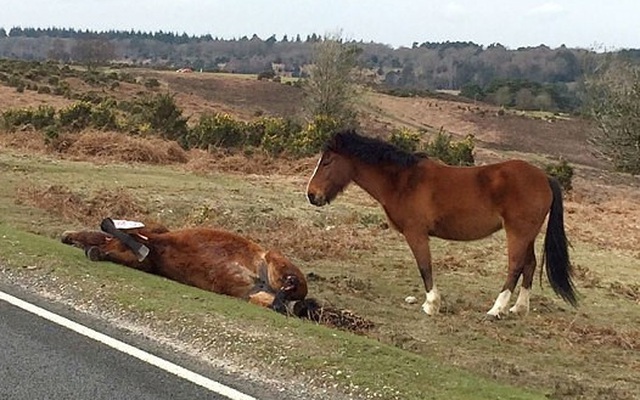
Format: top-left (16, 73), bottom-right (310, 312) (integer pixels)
top-left (404, 296), bottom-right (418, 304)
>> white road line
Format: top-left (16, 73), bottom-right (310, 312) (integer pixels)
top-left (0, 290), bottom-right (258, 400)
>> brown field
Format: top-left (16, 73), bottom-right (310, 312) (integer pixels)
top-left (1, 67), bottom-right (639, 399)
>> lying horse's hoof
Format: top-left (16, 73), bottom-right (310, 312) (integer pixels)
top-left (270, 299), bottom-right (288, 314)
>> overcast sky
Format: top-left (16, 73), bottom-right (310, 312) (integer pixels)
top-left (1, 0), bottom-right (638, 50)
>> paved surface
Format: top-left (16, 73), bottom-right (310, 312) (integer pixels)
top-left (0, 296), bottom-right (241, 400)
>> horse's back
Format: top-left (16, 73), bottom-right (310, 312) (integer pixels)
top-left (401, 159), bottom-right (552, 240)
top-left (427, 159), bottom-right (551, 206)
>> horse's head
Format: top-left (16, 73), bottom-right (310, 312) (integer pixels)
top-left (306, 147), bottom-right (354, 207)
top-left (264, 250), bottom-right (308, 301)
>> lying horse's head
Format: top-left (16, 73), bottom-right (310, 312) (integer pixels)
top-left (263, 249), bottom-right (308, 301)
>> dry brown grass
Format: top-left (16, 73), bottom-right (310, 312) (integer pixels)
top-left (1, 130), bottom-right (188, 165)
top-left (0, 129), bottom-right (49, 152)
top-left (57, 131), bottom-right (188, 164)
top-left (0, 85), bottom-right (74, 110)
top-left (564, 183), bottom-right (640, 253)
top-left (14, 184), bottom-right (149, 227)
top-left (184, 148), bottom-right (316, 175)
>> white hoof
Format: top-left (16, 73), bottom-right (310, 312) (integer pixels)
top-left (421, 287), bottom-right (441, 316)
top-left (509, 288), bottom-right (530, 316)
top-left (508, 303), bottom-right (528, 316)
top-left (486, 289), bottom-right (512, 318)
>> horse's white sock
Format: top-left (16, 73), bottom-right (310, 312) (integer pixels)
top-left (487, 289), bottom-right (512, 317)
top-left (422, 286), bottom-right (441, 316)
top-left (509, 287), bottom-right (530, 315)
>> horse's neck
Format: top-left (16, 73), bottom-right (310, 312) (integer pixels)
top-left (352, 161), bottom-right (397, 206)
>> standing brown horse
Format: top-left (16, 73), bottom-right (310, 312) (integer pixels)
top-left (306, 129), bottom-right (577, 317)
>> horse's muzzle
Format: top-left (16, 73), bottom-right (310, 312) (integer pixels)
top-left (307, 192), bottom-right (326, 206)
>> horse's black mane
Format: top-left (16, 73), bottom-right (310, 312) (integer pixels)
top-left (325, 129), bottom-right (425, 167)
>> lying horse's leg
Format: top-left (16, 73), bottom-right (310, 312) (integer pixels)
top-left (61, 230), bottom-right (153, 272)
top-left (85, 245), bottom-right (153, 272)
top-left (247, 291), bottom-right (277, 308)
top-left (405, 231), bottom-right (440, 316)
top-left (509, 242), bottom-right (536, 315)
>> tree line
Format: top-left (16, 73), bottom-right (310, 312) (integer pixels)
top-left (1, 27), bottom-right (640, 115)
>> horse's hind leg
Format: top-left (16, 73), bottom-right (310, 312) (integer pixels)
top-left (248, 291), bottom-right (277, 309)
top-left (487, 234), bottom-right (535, 318)
top-left (404, 232), bottom-right (440, 316)
top-left (509, 242), bottom-right (536, 315)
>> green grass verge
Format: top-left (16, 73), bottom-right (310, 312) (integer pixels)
top-left (0, 223), bottom-right (544, 400)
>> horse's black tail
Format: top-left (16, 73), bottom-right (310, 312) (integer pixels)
top-left (543, 177), bottom-right (578, 307)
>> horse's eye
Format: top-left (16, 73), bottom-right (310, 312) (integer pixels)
top-left (321, 157), bottom-right (333, 167)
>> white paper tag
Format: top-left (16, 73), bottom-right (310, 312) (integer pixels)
top-left (112, 219), bottom-right (145, 230)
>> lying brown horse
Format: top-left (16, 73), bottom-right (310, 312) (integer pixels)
top-left (306, 129), bottom-right (577, 317)
top-left (61, 219), bottom-right (308, 313)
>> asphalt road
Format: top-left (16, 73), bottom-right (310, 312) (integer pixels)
top-left (0, 296), bottom-right (243, 400)
top-left (0, 285), bottom-right (309, 400)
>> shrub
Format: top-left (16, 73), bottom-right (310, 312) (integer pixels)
top-left (91, 101), bottom-right (119, 130)
top-left (118, 72), bottom-right (137, 84)
top-left (255, 117), bottom-right (302, 155)
top-left (2, 108), bottom-right (34, 130)
top-left (390, 127), bottom-right (421, 152)
top-left (58, 102), bottom-right (93, 131)
top-left (545, 159), bottom-right (574, 192)
top-left (144, 78), bottom-right (161, 89)
top-left (422, 129), bottom-right (475, 166)
top-left (1, 106), bottom-right (55, 131)
top-left (291, 114), bottom-right (341, 156)
top-left (257, 70), bottom-right (276, 81)
top-left (187, 113), bottom-right (247, 149)
top-left (136, 93), bottom-right (189, 141)
top-left (75, 91), bottom-right (105, 104)
top-left (31, 105), bottom-right (56, 130)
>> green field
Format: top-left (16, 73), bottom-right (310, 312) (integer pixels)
top-left (1, 147), bottom-right (638, 400)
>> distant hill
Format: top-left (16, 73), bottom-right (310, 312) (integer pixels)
top-left (2, 27), bottom-right (640, 111)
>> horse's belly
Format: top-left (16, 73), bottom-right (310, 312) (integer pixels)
top-left (429, 214), bottom-right (503, 241)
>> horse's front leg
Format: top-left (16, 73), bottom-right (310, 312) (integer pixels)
top-left (405, 232), bottom-right (440, 316)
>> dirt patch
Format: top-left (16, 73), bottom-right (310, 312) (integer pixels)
top-left (1, 130), bottom-right (188, 165)
top-left (154, 71), bottom-right (305, 121)
top-left (294, 298), bottom-right (375, 335)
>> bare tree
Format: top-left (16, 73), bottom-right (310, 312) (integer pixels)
top-left (584, 58), bottom-right (640, 174)
top-left (303, 33), bottom-right (362, 125)
top-left (70, 38), bottom-right (115, 69)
